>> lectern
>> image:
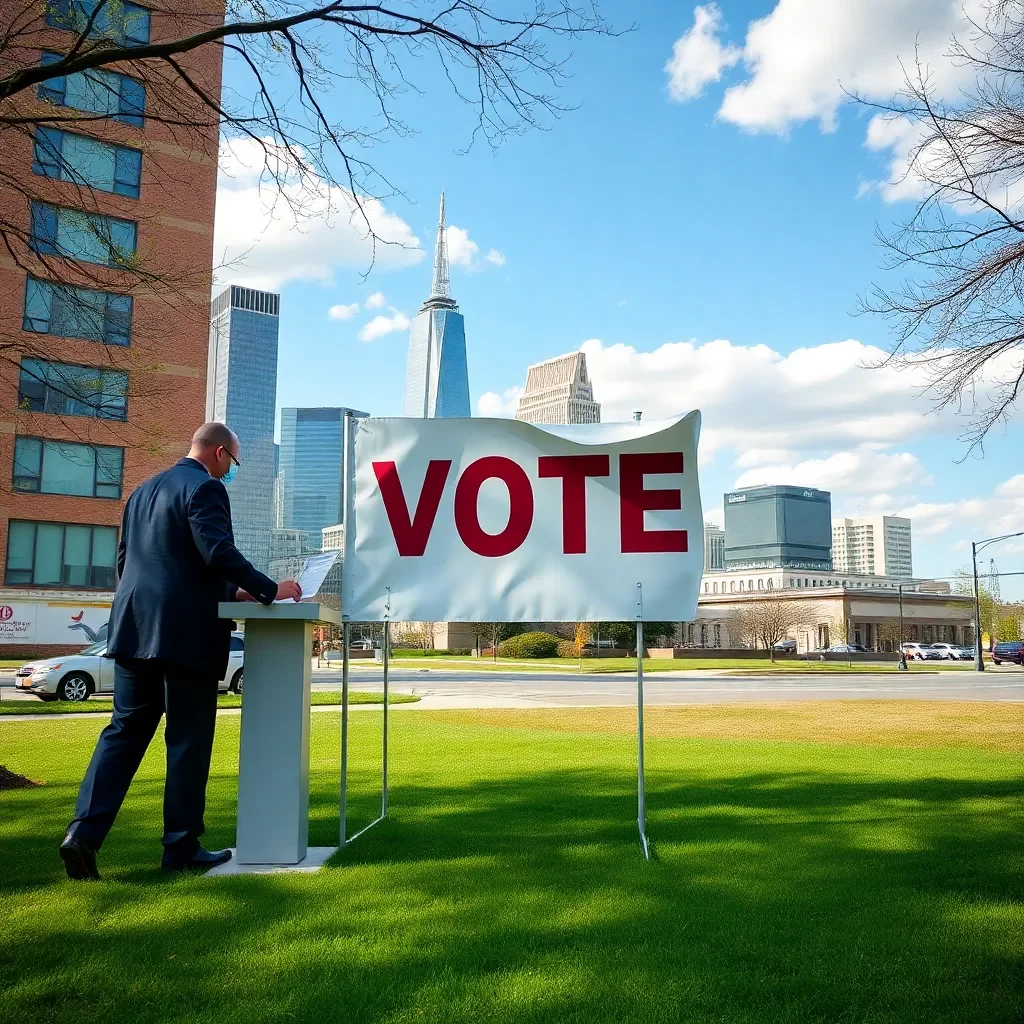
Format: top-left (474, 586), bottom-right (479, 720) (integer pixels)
top-left (208, 601), bottom-right (341, 875)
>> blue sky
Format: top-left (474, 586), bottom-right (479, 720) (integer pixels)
top-left (213, 0), bottom-right (1023, 596)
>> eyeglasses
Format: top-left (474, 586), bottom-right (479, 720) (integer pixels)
top-left (222, 448), bottom-right (241, 469)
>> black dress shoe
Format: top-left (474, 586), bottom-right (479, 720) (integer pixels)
top-left (60, 833), bottom-right (100, 881)
top-left (162, 846), bottom-right (232, 873)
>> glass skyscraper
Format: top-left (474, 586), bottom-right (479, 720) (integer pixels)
top-left (207, 285), bottom-right (279, 573)
top-left (403, 193), bottom-right (471, 417)
top-left (278, 407), bottom-right (368, 550)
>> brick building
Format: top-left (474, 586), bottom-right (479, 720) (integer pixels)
top-left (0, 1), bottom-right (224, 654)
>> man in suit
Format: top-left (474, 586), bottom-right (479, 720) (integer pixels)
top-left (59, 422), bottom-right (302, 879)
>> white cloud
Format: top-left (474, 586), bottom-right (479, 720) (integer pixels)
top-left (734, 448), bottom-right (798, 469)
top-left (445, 225), bottom-right (479, 267)
top-left (213, 137), bottom-right (422, 291)
top-left (358, 312), bottom-right (410, 342)
top-left (478, 387), bottom-right (524, 417)
top-left (665, 4), bottom-right (741, 102)
top-left (365, 291), bottom-right (387, 309)
top-left (485, 248), bottom-right (506, 266)
top-left (666, 2), bottom-right (998, 202)
top-left (581, 336), bottom-right (950, 461)
top-left (328, 302), bottom-right (359, 320)
top-left (714, 0), bottom-right (980, 135)
top-left (734, 449), bottom-right (931, 495)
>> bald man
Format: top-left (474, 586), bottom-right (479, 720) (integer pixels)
top-left (60, 423), bottom-right (301, 879)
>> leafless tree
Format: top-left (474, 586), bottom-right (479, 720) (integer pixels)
top-left (735, 594), bottom-right (810, 662)
top-left (855, 0), bottom-right (1024, 450)
top-left (0, 1), bottom-right (616, 447)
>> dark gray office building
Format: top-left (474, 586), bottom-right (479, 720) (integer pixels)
top-left (723, 485), bottom-right (832, 570)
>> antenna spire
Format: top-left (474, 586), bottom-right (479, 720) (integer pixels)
top-left (431, 191), bottom-right (450, 299)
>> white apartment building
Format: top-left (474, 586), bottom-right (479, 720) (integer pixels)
top-left (832, 515), bottom-right (912, 577)
top-left (703, 523), bottom-right (725, 571)
top-left (514, 351), bottom-right (601, 425)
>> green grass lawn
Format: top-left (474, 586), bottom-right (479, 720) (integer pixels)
top-left (1, 703), bottom-right (1021, 1023)
top-left (0, 690), bottom-right (418, 715)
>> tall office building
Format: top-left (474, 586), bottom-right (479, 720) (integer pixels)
top-left (703, 523), bottom-right (725, 571)
top-left (403, 194), bottom-right (470, 418)
top-left (207, 285), bottom-right (279, 572)
top-left (0, 3), bottom-right (223, 652)
top-left (832, 515), bottom-right (912, 577)
top-left (514, 351), bottom-right (601, 424)
top-left (278, 407), bottom-right (368, 549)
top-left (724, 485), bottom-right (833, 571)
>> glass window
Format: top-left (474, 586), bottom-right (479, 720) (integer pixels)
top-left (23, 278), bottom-right (132, 346)
top-left (38, 51), bottom-right (145, 127)
top-left (5, 521), bottom-right (119, 588)
top-left (41, 442), bottom-right (96, 496)
top-left (63, 525), bottom-right (92, 586)
top-left (46, 0), bottom-right (151, 46)
top-left (5, 522), bottom-right (36, 583)
top-left (230, 636), bottom-right (244, 652)
top-left (18, 359), bottom-right (128, 421)
top-left (30, 203), bottom-right (136, 267)
top-left (33, 130), bottom-right (141, 198)
top-left (34, 522), bottom-right (64, 585)
top-left (12, 438), bottom-right (43, 492)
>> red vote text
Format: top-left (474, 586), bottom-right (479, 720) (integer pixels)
top-left (372, 452), bottom-right (687, 557)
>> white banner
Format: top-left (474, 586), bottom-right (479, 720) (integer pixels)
top-left (343, 412), bottom-right (703, 623)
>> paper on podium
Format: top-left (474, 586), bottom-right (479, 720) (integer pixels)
top-left (275, 550), bottom-right (339, 603)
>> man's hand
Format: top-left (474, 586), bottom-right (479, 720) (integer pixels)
top-left (235, 589), bottom-right (255, 602)
top-left (276, 580), bottom-right (302, 602)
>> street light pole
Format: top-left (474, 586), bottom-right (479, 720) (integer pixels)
top-left (972, 540), bottom-right (984, 673)
top-left (970, 531), bottom-right (1024, 673)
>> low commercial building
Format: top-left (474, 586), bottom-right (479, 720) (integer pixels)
top-left (685, 575), bottom-right (973, 652)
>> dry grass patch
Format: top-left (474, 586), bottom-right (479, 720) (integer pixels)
top-left (439, 700), bottom-right (1024, 752)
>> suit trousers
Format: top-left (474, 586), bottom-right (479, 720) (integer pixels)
top-left (69, 658), bottom-right (219, 854)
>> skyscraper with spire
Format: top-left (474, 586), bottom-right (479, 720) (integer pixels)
top-left (403, 193), bottom-right (471, 417)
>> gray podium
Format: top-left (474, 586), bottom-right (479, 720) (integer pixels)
top-left (207, 601), bottom-right (341, 876)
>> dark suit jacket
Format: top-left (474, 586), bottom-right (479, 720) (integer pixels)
top-left (107, 457), bottom-right (277, 677)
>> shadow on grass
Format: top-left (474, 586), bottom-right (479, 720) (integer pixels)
top-left (1, 711), bottom-right (1022, 1024)
top-left (2, 765), bottom-right (1022, 1023)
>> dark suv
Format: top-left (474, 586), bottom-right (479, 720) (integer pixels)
top-left (992, 641), bottom-right (1024, 666)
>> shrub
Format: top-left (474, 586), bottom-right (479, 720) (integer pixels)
top-left (496, 631), bottom-right (562, 658)
top-left (556, 640), bottom-right (580, 658)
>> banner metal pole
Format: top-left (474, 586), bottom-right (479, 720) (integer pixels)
top-left (340, 621), bottom-right (350, 847)
top-left (382, 615), bottom-right (389, 818)
top-left (636, 582), bottom-right (649, 860)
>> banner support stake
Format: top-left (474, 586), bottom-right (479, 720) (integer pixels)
top-left (340, 621), bottom-right (350, 847)
top-left (637, 582), bottom-right (650, 861)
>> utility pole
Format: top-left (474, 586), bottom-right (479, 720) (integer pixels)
top-left (972, 541), bottom-right (984, 672)
top-left (898, 583), bottom-right (908, 671)
top-left (971, 532), bottom-right (1024, 672)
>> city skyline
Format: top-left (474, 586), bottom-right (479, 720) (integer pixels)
top-left (209, 2), bottom-right (1022, 599)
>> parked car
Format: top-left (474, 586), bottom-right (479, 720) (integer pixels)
top-left (827, 644), bottom-right (870, 653)
top-left (929, 642), bottom-right (973, 661)
top-left (901, 642), bottom-right (943, 661)
top-left (15, 633), bottom-right (245, 702)
top-left (773, 639), bottom-right (797, 652)
top-left (992, 641), bottom-right (1024, 666)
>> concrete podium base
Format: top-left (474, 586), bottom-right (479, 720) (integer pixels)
top-left (203, 846), bottom-right (338, 877)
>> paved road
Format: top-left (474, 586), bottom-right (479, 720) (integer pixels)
top-left (321, 666), bottom-right (1024, 706)
top-left (3, 666), bottom-right (1021, 719)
